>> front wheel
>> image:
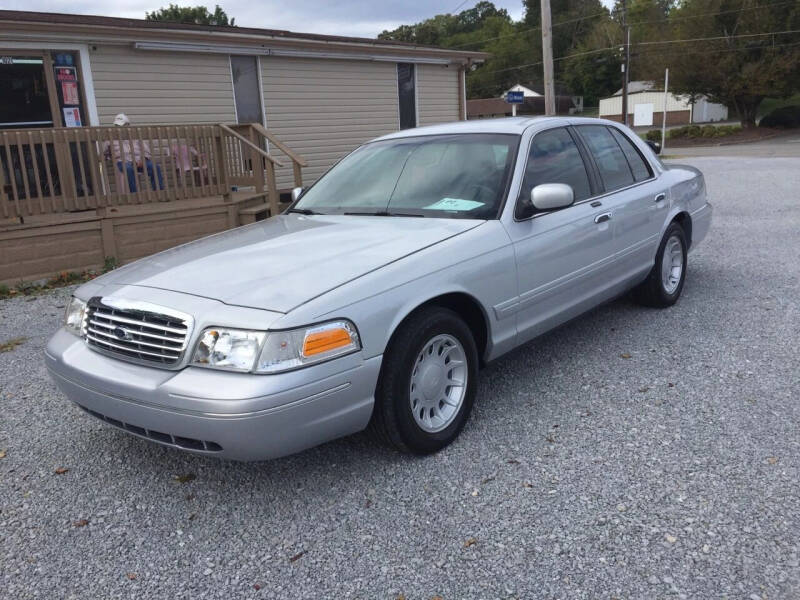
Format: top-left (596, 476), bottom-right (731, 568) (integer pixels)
top-left (633, 222), bottom-right (688, 307)
top-left (369, 307), bottom-right (478, 455)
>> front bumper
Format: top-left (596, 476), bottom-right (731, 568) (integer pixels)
top-left (45, 328), bottom-right (382, 461)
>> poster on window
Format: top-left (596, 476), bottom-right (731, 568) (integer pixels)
top-left (54, 66), bottom-right (77, 82)
top-left (63, 107), bottom-right (82, 127)
top-left (61, 81), bottom-right (80, 105)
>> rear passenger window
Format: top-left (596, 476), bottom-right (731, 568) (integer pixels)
top-left (578, 125), bottom-right (634, 191)
top-left (610, 128), bottom-right (652, 182)
top-left (517, 127), bottom-right (591, 218)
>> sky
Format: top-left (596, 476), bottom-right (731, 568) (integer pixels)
top-left (5, 0), bottom-right (615, 38)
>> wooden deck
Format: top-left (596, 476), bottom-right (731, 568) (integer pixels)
top-left (0, 123), bottom-right (303, 285)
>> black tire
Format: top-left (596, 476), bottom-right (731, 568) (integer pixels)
top-left (633, 222), bottom-right (688, 308)
top-left (369, 306), bottom-right (479, 455)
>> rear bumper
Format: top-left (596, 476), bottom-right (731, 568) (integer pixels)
top-left (45, 328), bottom-right (381, 461)
top-left (690, 201), bottom-right (713, 249)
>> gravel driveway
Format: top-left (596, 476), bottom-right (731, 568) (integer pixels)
top-left (2, 156), bottom-right (799, 599)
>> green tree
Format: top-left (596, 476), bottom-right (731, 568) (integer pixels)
top-left (656, 0), bottom-right (800, 127)
top-left (145, 4), bottom-right (235, 26)
top-left (561, 17), bottom-right (622, 107)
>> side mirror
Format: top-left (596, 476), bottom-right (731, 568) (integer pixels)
top-left (645, 140), bottom-right (661, 155)
top-left (531, 183), bottom-right (574, 211)
top-left (291, 187), bottom-right (304, 202)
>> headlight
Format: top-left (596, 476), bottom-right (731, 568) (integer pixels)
top-left (64, 297), bottom-right (87, 336)
top-left (189, 320), bottom-right (360, 374)
top-left (256, 320), bottom-right (360, 373)
top-left (191, 328), bottom-right (266, 372)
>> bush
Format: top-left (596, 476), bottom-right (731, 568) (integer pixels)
top-left (701, 125), bottom-right (718, 138)
top-left (667, 124), bottom-right (742, 140)
top-left (668, 126), bottom-right (688, 139)
top-left (644, 129), bottom-right (660, 142)
top-left (0, 284), bottom-right (9, 299)
top-left (759, 105), bottom-right (800, 128)
top-left (687, 125), bottom-right (703, 138)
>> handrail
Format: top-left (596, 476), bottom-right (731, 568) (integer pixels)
top-left (218, 124), bottom-right (285, 168)
top-left (250, 122), bottom-right (308, 168)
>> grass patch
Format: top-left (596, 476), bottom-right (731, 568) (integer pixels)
top-left (0, 337), bottom-right (27, 353)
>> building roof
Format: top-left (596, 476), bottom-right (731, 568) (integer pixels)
top-left (505, 84), bottom-right (541, 97)
top-left (611, 81), bottom-right (657, 96)
top-left (0, 10), bottom-right (489, 63)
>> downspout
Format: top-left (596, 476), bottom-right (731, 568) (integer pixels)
top-left (458, 61), bottom-right (468, 121)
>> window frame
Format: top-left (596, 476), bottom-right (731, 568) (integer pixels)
top-left (291, 132), bottom-right (522, 220)
top-left (608, 126), bottom-right (654, 183)
top-left (513, 125), bottom-right (599, 221)
top-left (512, 123), bottom-right (659, 222)
top-left (396, 62), bottom-right (418, 130)
top-left (574, 124), bottom-right (656, 194)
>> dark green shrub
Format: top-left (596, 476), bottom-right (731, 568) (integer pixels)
top-left (759, 105), bottom-right (800, 128)
top-left (668, 126), bottom-right (688, 139)
top-left (645, 129), bottom-right (662, 142)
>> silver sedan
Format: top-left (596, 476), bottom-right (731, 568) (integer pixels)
top-left (45, 117), bottom-right (712, 461)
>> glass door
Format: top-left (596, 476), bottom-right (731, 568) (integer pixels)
top-left (0, 54), bottom-right (54, 129)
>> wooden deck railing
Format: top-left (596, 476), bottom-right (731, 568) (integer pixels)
top-left (0, 123), bottom-right (305, 222)
top-left (224, 123), bottom-right (307, 216)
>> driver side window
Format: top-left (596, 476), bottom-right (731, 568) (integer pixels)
top-left (516, 127), bottom-right (592, 219)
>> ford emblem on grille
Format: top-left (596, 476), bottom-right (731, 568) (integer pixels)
top-left (113, 326), bottom-right (131, 341)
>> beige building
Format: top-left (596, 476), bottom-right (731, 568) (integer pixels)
top-left (0, 10), bottom-right (485, 189)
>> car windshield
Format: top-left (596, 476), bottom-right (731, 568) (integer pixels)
top-left (293, 133), bottom-right (519, 219)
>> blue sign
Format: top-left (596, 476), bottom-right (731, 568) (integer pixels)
top-left (506, 91), bottom-right (524, 104)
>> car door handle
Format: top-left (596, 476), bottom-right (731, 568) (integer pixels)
top-left (655, 193), bottom-right (667, 203)
top-left (594, 212), bottom-right (612, 224)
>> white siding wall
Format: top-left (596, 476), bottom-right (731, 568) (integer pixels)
top-left (417, 64), bottom-right (460, 126)
top-left (89, 45), bottom-right (236, 125)
top-left (261, 56), bottom-right (399, 189)
top-left (692, 98), bottom-right (729, 123)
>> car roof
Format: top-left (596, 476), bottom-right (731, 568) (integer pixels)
top-left (375, 116), bottom-right (627, 141)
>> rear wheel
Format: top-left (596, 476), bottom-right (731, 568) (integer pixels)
top-left (633, 222), bottom-right (688, 307)
top-left (369, 306), bottom-right (478, 454)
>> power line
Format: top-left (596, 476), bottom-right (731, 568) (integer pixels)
top-left (466, 39), bottom-right (800, 97)
top-left (470, 28), bottom-right (800, 79)
top-left (449, 10), bottom-right (610, 49)
top-left (451, 1), bottom-right (796, 51)
top-left (627, 0), bottom-right (800, 27)
top-left (636, 28), bottom-right (800, 46)
top-left (451, 0), bottom-right (470, 14)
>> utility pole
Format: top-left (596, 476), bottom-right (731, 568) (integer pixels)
top-left (661, 68), bottom-right (669, 153)
top-left (540, 0), bottom-right (556, 116)
top-left (621, 0), bottom-right (630, 125)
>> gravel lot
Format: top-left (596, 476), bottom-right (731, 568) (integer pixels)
top-left (2, 156), bottom-right (799, 599)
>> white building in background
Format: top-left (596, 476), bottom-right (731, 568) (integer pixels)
top-left (503, 84), bottom-right (541, 97)
top-left (599, 81), bottom-right (729, 127)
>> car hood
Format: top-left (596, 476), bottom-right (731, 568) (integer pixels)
top-left (97, 214), bottom-right (484, 313)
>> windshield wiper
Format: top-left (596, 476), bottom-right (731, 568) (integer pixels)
top-left (287, 207), bottom-right (324, 215)
top-left (343, 210), bottom-right (425, 217)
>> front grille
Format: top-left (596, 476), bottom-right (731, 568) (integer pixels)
top-left (78, 404), bottom-right (223, 452)
top-left (85, 297), bottom-right (191, 367)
